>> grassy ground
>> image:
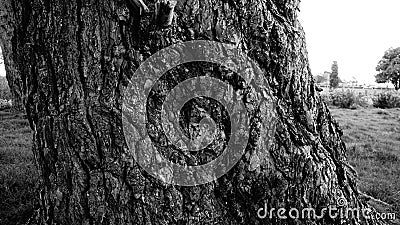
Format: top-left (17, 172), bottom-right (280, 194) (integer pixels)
top-left (331, 107), bottom-right (400, 222)
top-left (0, 110), bottom-right (38, 225)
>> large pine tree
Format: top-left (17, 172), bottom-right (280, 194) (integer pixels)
top-left (330, 61), bottom-right (339, 89)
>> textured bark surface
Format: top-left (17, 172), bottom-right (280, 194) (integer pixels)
top-left (0, 1), bottom-right (26, 111)
top-left (2, 0), bottom-right (386, 224)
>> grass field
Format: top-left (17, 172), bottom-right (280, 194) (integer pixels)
top-left (0, 110), bottom-right (38, 225)
top-left (331, 107), bottom-right (400, 222)
top-left (0, 107), bottom-right (399, 224)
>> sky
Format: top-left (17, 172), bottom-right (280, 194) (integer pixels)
top-left (1, 1), bottom-right (400, 84)
top-left (0, 48), bottom-right (4, 77)
top-left (0, 63), bottom-right (4, 77)
top-left (298, 0), bottom-right (400, 84)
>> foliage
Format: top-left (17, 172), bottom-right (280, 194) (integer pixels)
top-left (320, 92), bottom-right (332, 105)
top-left (327, 90), bottom-right (359, 109)
top-left (0, 77), bottom-right (11, 100)
top-left (373, 91), bottom-right (400, 109)
top-left (358, 96), bottom-right (374, 107)
top-left (330, 61), bottom-right (340, 89)
top-left (376, 47), bottom-right (400, 90)
top-left (314, 74), bottom-right (328, 84)
top-left (0, 89), bottom-right (11, 101)
top-left (321, 89), bottom-right (400, 109)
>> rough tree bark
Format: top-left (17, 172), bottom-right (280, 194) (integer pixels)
top-left (3, 0), bottom-right (385, 224)
top-left (0, 1), bottom-right (26, 111)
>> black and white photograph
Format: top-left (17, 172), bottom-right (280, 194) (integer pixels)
top-left (0, 0), bottom-right (399, 224)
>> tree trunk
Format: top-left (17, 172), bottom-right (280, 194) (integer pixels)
top-left (0, 0), bottom-right (26, 111)
top-left (6, 0), bottom-right (385, 224)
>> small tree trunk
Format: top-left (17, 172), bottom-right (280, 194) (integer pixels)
top-left (5, 0), bottom-right (386, 224)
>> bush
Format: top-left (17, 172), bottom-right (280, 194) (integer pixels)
top-left (321, 89), bottom-right (400, 109)
top-left (358, 96), bottom-right (374, 108)
top-left (0, 88), bottom-right (11, 101)
top-left (330, 90), bottom-right (359, 109)
top-left (320, 92), bottom-right (332, 105)
top-left (373, 91), bottom-right (400, 109)
top-left (0, 76), bottom-right (11, 101)
top-left (0, 99), bottom-right (12, 110)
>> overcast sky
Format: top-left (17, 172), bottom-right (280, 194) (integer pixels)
top-left (1, 1), bottom-right (400, 83)
top-left (0, 48), bottom-right (4, 77)
top-left (299, 0), bottom-right (400, 83)
top-left (0, 64), bottom-right (4, 77)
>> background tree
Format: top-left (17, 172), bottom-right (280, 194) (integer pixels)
top-left (0, 76), bottom-right (12, 100)
top-left (330, 61), bottom-right (340, 89)
top-left (314, 71), bottom-right (330, 84)
top-left (1, 0), bottom-right (384, 224)
top-left (314, 74), bottom-right (327, 84)
top-left (0, 50), bottom-right (12, 101)
top-left (376, 47), bottom-right (400, 90)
